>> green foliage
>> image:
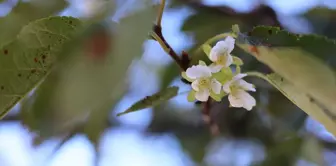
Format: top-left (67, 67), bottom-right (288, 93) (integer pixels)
top-left (0, 16), bottom-right (81, 118)
top-left (117, 86), bottom-right (179, 116)
top-left (249, 72), bottom-right (336, 135)
top-left (0, 0), bottom-right (68, 46)
top-left (233, 26), bottom-right (336, 135)
top-left (19, 2), bottom-right (158, 140)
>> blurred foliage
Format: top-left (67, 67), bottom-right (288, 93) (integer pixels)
top-left (1, 0), bottom-right (336, 166)
top-left (0, 0), bottom-right (68, 46)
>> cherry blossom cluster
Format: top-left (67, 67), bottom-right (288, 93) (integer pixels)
top-left (182, 36), bottom-right (256, 111)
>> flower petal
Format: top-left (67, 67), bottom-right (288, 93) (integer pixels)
top-left (224, 54), bottom-right (233, 67)
top-left (210, 79), bottom-right (221, 94)
top-left (195, 89), bottom-right (210, 101)
top-left (209, 40), bottom-right (228, 62)
top-left (223, 36), bottom-right (235, 53)
top-left (229, 89), bottom-right (256, 111)
top-left (186, 65), bottom-right (212, 79)
top-left (236, 79), bottom-right (256, 92)
top-left (209, 63), bottom-right (223, 73)
top-left (232, 73), bottom-right (247, 82)
top-left (209, 47), bottom-right (220, 62)
top-left (222, 80), bottom-right (233, 93)
top-left (228, 93), bottom-right (244, 108)
top-left (191, 79), bottom-right (200, 91)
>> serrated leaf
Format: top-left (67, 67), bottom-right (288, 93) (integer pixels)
top-left (235, 27), bottom-right (336, 135)
top-left (237, 44), bottom-right (336, 127)
top-left (117, 86), bottom-right (179, 116)
top-left (0, 16), bottom-right (82, 118)
top-left (258, 73), bottom-right (336, 136)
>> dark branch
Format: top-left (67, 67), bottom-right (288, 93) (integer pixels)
top-left (153, 25), bottom-right (190, 70)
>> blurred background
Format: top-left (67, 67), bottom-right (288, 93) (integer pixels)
top-left (1, 0), bottom-right (336, 166)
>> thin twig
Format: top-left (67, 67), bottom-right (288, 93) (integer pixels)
top-left (152, 0), bottom-right (189, 71)
top-left (156, 0), bottom-right (166, 27)
top-left (153, 25), bottom-right (189, 70)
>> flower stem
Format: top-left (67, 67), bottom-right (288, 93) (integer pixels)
top-left (195, 33), bottom-right (236, 54)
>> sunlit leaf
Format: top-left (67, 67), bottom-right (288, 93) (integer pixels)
top-left (252, 72), bottom-right (336, 136)
top-left (117, 86), bottom-right (179, 116)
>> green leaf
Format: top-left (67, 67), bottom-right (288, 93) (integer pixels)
top-left (50, 1), bottom-right (158, 123)
top-left (252, 72), bottom-right (336, 136)
top-left (117, 86), bottom-right (179, 116)
top-left (235, 26), bottom-right (336, 135)
top-left (0, 16), bottom-right (81, 118)
top-left (238, 45), bottom-right (336, 123)
top-left (201, 44), bottom-right (212, 57)
top-left (187, 90), bottom-right (196, 102)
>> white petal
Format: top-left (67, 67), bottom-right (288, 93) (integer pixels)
top-left (228, 93), bottom-right (244, 108)
top-left (229, 90), bottom-right (256, 111)
top-left (236, 79), bottom-right (256, 92)
top-left (222, 80), bottom-right (233, 93)
top-left (209, 47), bottom-right (219, 62)
top-left (223, 36), bottom-right (235, 53)
top-left (232, 73), bottom-right (247, 82)
top-left (209, 63), bottom-right (223, 73)
top-left (191, 80), bottom-right (200, 91)
top-left (209, 41), bottom-right (227, 62)
top-left (210, 79), bottom-right (221, 94)
top-left (224, 54), bottom-right (233, 67)
top-left (186, 65), bottom-right (212, 79)
top-left (195, 89), bottom-right (210, 101)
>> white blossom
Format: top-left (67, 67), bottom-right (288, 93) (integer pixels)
top-left (222, 73), bottom-right (256, 110)
top-left (185, 65), bottom-right (222, 101)
top-left (208, 36), bottom-right (235, 73)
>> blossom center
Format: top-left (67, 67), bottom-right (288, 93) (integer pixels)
top-left (229, 82), bottom-right (240, 93)
top-left (198, 77), bottom-right (210, 90)
top-left (216, 55), bottom-right (226, 65)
